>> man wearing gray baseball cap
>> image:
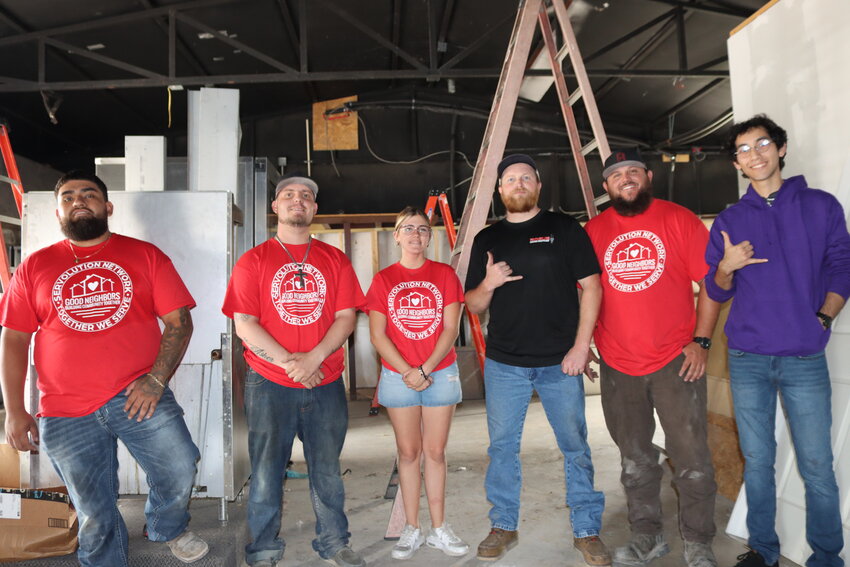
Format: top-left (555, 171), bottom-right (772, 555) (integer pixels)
top-left (223, 173), bottom-right (367, 567)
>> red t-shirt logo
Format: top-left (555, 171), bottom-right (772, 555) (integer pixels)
top-left (270, 263), bottom-right (326, 325)
top-left (603, 230), bottom-right (667, 293)
top-left (51, 261), bottom-right (133, 332)
top-left (387, 281), bottom-right (443, 340)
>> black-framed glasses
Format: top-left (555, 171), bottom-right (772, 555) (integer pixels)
top-left (734, 138), bottom-right (773, 157)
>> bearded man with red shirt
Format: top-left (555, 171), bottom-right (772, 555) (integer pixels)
top-left (222, 174), bottom-right (366, 567)
top-left (0, 171), bottom-right (208, 566)
top-left (584, 149), bottom-right (721, 567)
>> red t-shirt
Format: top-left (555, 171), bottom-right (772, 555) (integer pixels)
top-left (584, 199), bottom-right (709, 375)
top-left (221, 238), bottom-right (365, 388)
top-left (0, 234), bottom-right (196, 417)
top-left (366, 259), bottom-right (464, 373)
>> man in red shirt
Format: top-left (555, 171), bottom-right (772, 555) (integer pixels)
top-left (584, 150), bottom-right (721, 567)
top-left (222, 174), bottom-right (366, 567)
top-left (0, 171), bottom-right (208, 566)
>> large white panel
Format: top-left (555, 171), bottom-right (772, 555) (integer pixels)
top-left (187, 87), bottom-right (240, 194)
top-left (124, 136), bottom-right (166, 191)
top-left (726, 1), bottom-right (850, 564)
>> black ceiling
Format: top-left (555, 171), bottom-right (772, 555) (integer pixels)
top-left (0, 0), bottom-right (765, 172)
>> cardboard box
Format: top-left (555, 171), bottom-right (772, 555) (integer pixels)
top-left (0, 444), bottom-right (77, 563)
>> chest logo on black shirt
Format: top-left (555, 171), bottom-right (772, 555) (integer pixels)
top-left (387, 281), bottom-right (443, 340)
top-left (603, 230), bottom-right (666, 293)
top-left (52, 261), bottom-right (133, 332)
top-left (529, 234), bottom-right (555, 244)
top-left (271, 263), bottom-right (326, 325)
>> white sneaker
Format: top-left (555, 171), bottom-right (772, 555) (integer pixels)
top-left (392, 524), bottom-right (424, 560)
top-left (426, 523), bottom-right (469, 557)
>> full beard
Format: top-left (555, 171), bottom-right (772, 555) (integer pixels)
top-left (61, 215), bottom-right (109, 241)
top-left (502, 191), bottom-right (538, 213)
top-left (610, 186), bottom-right (652, 216)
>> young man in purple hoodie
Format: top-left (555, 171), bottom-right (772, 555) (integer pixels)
top-left (705, 115), bottom-right (850, 567)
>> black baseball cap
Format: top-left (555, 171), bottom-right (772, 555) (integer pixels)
top-left (602, 148), bottom-right (647, 179)
top-left (497, 154), bottom-right (539, 179)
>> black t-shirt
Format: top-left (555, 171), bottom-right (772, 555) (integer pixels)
top-left (464, 210), bottom-right (600, 367)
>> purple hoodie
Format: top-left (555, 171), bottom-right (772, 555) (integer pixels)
top-left (705, 175), bottom-right (850, 356)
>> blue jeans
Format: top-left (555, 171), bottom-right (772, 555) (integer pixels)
top-left (729, 350), bottom-right (844, 567)
top-left (40, 388), bottom-right (200, 567)
top-left (244, 369), bottom-right (350, 565)
top-left (483, 358), bottom-right (604, 536)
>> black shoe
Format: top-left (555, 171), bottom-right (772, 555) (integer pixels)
top-left (733, 550), bottom-right (778, 567)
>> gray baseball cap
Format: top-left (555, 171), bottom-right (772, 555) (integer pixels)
top-left (274, 174), bottom-right (318, 198)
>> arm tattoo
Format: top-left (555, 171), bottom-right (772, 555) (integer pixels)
top-left (150, 306), bottom-right (193, 383)
top-left (246, 341), bottom-right (275, 363)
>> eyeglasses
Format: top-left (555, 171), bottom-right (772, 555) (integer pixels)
top-left (734, 138), bottom-right (773, 157)
top-left (398, 225), bottom-right (432, 235)
top-left (501, 174), bottom-right (537, 185)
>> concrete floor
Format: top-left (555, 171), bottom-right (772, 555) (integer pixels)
top-left (1, 395), bottom-right (802, 567)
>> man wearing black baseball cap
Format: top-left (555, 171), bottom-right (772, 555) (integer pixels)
top-left (465, 154), bottom-right (610, 566)
top-left (585, 149), bottom-right (721, 567)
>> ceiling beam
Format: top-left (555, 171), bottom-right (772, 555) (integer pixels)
top-left (317, 0), bottom-right (428, 72)
top-left (645, 0), bottom-right (752, 17)
top-left (174, 12), bottom-right (298, 73)
top-left (0, 0), bottom-right (241, 48)
top-left (43, 37), bottom-right (165, 78)
top-left (0, 68), bottom-right (729, 93)
top-left (136, 0), bottom-right (209, 76)
top-left (584, 8), bottom-right (677, 63)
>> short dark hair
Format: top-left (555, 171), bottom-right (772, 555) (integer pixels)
top-left (725, 114), bottom-right (788, 171)
top-left (54, 170), bottom-right (109, 201)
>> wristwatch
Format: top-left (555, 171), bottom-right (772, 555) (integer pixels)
top-left (693, 336), bottom-right (712, 350)
top-left (816, 311), bottom-right (833, 329)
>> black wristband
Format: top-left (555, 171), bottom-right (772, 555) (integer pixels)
top-left (816, 311), bottom-right (833, 329)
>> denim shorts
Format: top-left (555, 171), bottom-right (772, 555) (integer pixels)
top-left (378, 361), bottom-right (462, 408)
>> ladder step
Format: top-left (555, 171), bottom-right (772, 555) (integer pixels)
top-left (0, 174), bottom-right (21, 186)
top-left (568, 89), bottom-right (583, 106)
top-left (581, 139), bottom-right (599, 156)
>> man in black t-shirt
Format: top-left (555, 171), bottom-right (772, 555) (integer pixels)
top-left (465, 154), bottom-right (609, 566)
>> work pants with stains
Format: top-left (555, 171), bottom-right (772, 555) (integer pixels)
top-left (600, 354), bottom-right (717, 543)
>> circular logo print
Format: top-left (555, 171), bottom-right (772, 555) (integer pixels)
top-left (271, 263), bottom-right (326, 325)
top-left (52, 261), bottom-right (133, 332)
top-left (603, 230), bottom-right (666, 293)
top-left (387, 281), bottom-right (443, 340)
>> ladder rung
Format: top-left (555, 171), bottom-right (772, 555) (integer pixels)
top-left (581, 139), bottom-right (599, 156)
top-left (556, 44), bottom-right (570, 61)
top-left (594, 193), bottom-right (611, 206)
top-left (568, 89), bottom-right (583, 106)
top-left (0, 175), bottom-right (21, 186)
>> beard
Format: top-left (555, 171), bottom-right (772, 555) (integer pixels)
top-left (610, 184), bottom-right (653, 216)
top-left (60, 214), bottom-right (109, 241)
top-left (501, 190), bottom-right (538, 213)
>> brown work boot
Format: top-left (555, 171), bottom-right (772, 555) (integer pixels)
top-left (574, 535), bottom-right (612, 566)
top-left (476, 528), bottom-right (518, 561)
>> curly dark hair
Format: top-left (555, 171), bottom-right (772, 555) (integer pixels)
top-left (54, 170), bottom-right (109, 201)
top-left (724, 114), bottom-right (788, 172)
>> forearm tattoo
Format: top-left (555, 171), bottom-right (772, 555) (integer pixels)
top-left (150, 306), bottom-right (193, 382)
top-left (246, 341), bottom-right (275, 363)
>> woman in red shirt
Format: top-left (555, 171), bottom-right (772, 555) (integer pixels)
top-left (366, 207), bottom-right (468, 560)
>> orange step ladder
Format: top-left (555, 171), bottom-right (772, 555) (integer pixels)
top-left (0, 121), bottom-right (25, 293)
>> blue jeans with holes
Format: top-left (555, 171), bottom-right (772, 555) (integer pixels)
top-left (39, 388), bottom-right (200, 567)
top-left (244, 369), bottom-right (350, 565)
top-left (729, 350), bottom-right (844, 567)
top-left (483, 358), bottom-right (605, 537)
